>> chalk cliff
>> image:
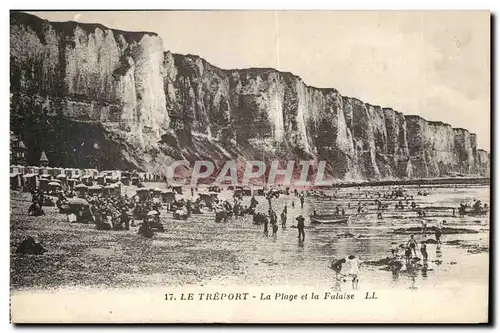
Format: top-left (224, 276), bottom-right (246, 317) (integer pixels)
top-left (10, 12), bottom-right (490, 180)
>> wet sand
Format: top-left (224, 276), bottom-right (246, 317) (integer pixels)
top-left (10, 184), bottom-right (489, 295)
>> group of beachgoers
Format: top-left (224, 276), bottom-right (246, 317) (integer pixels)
top-left (27, 189), bottom-right (46, 216)
top-left (326, 219), bottom-right (445, 291)
top-left (258, 205), bottom-right (305, 241)
top-left (458, 200), bottom-right (489, 216)
top-left (330, 255), bottom-right (362, 290)
top-left (32, 184), bottom-right (295, 238)
top-left (256, 190), bottom-right (307, 241)
top-left (403, 219), bottom-right (444, 262)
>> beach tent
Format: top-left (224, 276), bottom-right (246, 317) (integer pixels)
top-left (49, 168), bottom-right (64, 178)
top-left (88, 185), bottom-right (103, 194)
top-left (81, 175), bottom-right (93, 186)
top-left (161, 190), bottom-right (176, 204)
top-left (56, 174), bottom-right (67, 186)
top-left (39, 167), bottom-right (52, 176)
top-left (66, 198), bottom-right (92, 223)
top-left (172, 186), bottom-right (183, 194)
top-left (131, 176), bottom-right (140, 186)
top-left (74, 183), bottom-right (88, 195)
top-left (136, 188), bottom-right (150, 201)
top-left (10, 172), bottom-right (21, 190)
top-left (253, 187), bottom-right (265, 196)
top-left (208, 186), bottom-right (221, 193)
top-left (242, 187), bottom-right (252, 196)
top-left (40, 174), bottom-right (52, 180)
top-left (152, 188), bottom-right (163, 196)
top-left (10, 165), bottom-right (24, 174)
top-left (69, 168), bottom-right (82, 179)
top-left (48, 182), bottom-right (61, 194)
top-left (121, 176), bottom-right (130, 185)
top-left (67, 197), bottom-right (89, 208)
top-left (67, 178), bottom-right (79, 189)
top-left (199, 192), bottom-right (219, 206)
top-left (104, 184), bottom-right (120, 196)
top-left (38, 178), bottom-right (49, 193)
top-left (97, 175), bottom-right (107, 185)
top-left (22, 173), bottom-right (37, 192)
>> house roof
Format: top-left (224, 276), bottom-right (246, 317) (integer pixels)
top-left (40, 151), bottom-right (49, 162)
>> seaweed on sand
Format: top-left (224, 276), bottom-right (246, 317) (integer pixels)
top-left (391, 226), bottom-right (478, 235)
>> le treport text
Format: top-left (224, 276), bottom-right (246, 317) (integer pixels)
top-left (165, 292), bottom-right (378, 301)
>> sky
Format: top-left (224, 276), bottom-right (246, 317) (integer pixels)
top-left (27, 11), bottom-right (491, 150)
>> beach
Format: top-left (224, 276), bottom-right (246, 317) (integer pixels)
top-left (11, 184), bottom-right (489, 290)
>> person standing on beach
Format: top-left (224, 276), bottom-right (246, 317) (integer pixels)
top-left (346, 255), bottom-right (362, 290)
top-left (263, 215), bottom-right (269, 236)
top-left (435, 221), bottom-right (443, 245)
top-left (272, 221), bottom-right (278, 237)
top-left (296, 215), bottom-right (305, 241)
top-left (300, 195), bottom-right (305, 209)
top-left (269, 209), bottom-right (277, 225)
top-left (281, 209), bottom-right (287, 229)
top-left (421, 220), bottom-right (427, 234)
top-left (391, 242), bottom-right (399, 258)
top-left (420, 241), bottom-right (428, 262)
top-left (437, 219), bottom-right (444, 229)
top-left (406, 234), bottom-right (419, 258)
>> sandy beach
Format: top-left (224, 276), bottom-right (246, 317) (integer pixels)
top-left (11, 184), bottom-right (489, 287)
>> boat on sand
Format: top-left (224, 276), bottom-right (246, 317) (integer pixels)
top-left (310, 214), bottom-right (349, 225)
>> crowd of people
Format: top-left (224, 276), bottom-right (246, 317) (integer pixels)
top-left (22, 181), bottom-right (488, 292)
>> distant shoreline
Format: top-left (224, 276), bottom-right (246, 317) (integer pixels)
top-left (323, 177), bottom-right (491, 188)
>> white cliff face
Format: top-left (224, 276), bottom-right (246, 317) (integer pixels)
top-left (12, 13), bottom-right (169, 152)
top-left (115, 56), bottom-right (138, 130)
top-left (266, 72), bottom-right (285, 142)
top-left (130, 34), bottom-right (169, 142)
top-left (477, 149), bottom-right (490, 177)
top-left (10, 22), bottom-right (60, 96)
top-left (64, 27), bottom-right (120, 104)
top-left (454, 129), bottom-right (476, 174)
top-left (294, 80), bottom-right (311, 154)
top-left (427, 123), bottom-right (458, 175)
top-left (382, 109), bottom-right (411, 179)
top-left (161, 50), bottom-right (487, 180)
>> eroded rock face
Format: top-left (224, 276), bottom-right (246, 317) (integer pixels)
top-left (10, 12), bottom-right (169, 169)
top-left (10, 12), bottom-right (489, 180)
top-left (477, 149), bottom-right (490, 177)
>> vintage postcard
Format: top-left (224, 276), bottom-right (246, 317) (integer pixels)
top-left (9, 10), bottom-right (490, 323)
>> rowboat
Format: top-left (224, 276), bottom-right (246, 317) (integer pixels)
top-left (310, 214), bottom-right (349, 224)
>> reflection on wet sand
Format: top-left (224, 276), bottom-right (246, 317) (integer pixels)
top-left (11, 184), bottom-right (489, 294)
